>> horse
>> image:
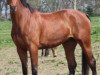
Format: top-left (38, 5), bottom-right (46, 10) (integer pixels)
top-left (41, 48), bottom-right (57, 57)
top-left (7, 0), bottom-right (97, 75)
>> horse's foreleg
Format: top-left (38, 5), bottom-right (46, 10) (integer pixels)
top-left (63, 38), bottom-right (77, 75)
top-left (17, 47), bottom-right (28, 75)
top-left (78, 38), bottom-right (97, 75)
top-left (29, 44), bottom-right (38, 75)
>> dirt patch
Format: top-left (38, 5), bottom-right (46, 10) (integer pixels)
top-left (0, 44), bottom-right (100, 75)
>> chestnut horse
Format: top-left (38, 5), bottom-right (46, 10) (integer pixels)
top-left (7, 0), bottom-right (97, 75)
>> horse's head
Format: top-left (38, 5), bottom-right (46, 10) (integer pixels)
top-left (7, 0), bottom-right (18, 12)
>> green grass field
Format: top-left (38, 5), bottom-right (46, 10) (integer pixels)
top-left (91, 16), bottom-right (100, 43)
top-left (0, 21), bottom-right (14, 48)
top-left (0, 16), bottom-right (100, 48)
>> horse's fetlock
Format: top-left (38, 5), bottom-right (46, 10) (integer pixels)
top-left (32, 66), bottom-right (38, 75)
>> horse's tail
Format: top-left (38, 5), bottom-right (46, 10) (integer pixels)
top-left (82, 51), bottom-right (89, 75)
top-left (82, 14), bottom-right (91, 75)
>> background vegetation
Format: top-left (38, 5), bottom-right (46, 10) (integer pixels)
top-left (0, 0), bottom-right (100, 20)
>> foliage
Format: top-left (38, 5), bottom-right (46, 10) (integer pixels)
top-left (85, 6), bottom-right (93, 16)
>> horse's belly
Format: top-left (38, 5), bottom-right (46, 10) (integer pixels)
top-left (39, 21), bottom-right (72, 48)
top-left (40, 31), bottom-right (70, 48)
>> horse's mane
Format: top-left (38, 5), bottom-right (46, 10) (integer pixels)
top-left (20, 0), bottom-right (34, 12)
top-left (86, 14), bottom-right (91, 21)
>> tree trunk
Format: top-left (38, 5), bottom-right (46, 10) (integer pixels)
top-left (5, 2), bottom-right (7, 19)
top-left (0, 1), bottom-right (3, 18)
top-left (74, 0), bottom-right (77, 10)
top-left (94, 0), bottom-right (100, 15)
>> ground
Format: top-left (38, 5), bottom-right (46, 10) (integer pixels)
top-left (0, 43), bottom-right (100, 75)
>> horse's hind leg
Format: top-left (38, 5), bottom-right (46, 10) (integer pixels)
top-left (82, 50), bottom-right (89, 75)
top-left (62, 38), bottom-right (77, 75)
top-left (41, 49), bottom-right (44, 56)
top-left (17, 47), bottom-right (28, 75)
top-left (51, 48), bottom-right (57, 57)
top-left (45, 48), bottom-right (49, 56)
top-left (78, 37), bottom-right (97, 75)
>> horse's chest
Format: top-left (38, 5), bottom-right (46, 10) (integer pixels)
top-left (11, 32), bottom-right (27, 46)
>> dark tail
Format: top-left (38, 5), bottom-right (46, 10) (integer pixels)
top-left (82, 51), bottom-right (89, 75)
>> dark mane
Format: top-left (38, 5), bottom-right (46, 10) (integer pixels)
top-left (86, 14), bottom-right (91, 21)
top-left (20, 0), bottom-right (34, 12)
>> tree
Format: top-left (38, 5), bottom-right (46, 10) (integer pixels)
top-left (94, 0), bottom-right (100, 15)
top-left (38, 0), bottom-right (51, 12)
top-left (0, 0), bottom-right (3, 18)
top-left (0, 0), bottom-right (9, 19)
top-left (86, 5), bottom-right (93, 16)
top-left (27, 0), bottom-right (39, 9)
top-left (74, 0), bottom-right (77, 10)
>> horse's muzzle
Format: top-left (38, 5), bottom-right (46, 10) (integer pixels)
top-left (10, 6), bottom-right (17, 12)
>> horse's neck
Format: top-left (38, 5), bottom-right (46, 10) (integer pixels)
top-left (12, 1), bottom-right (26, 15)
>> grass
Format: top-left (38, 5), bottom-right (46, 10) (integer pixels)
top-left (0, 16), bottom-right (100, 48)
top-left (0, 20), bottom-right (14, 48)
top-left (91, 16), bottom-right (100, 43)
